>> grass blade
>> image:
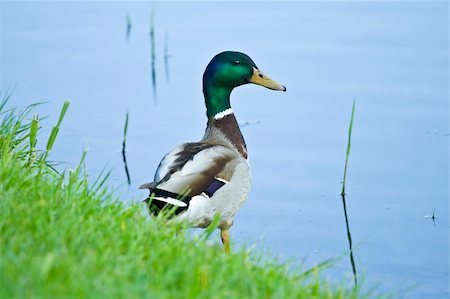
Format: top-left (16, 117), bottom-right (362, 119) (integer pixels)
top-left (40, 100), bottom-right (70, 170)
top-left (122, 111), bottom-right (131, 185)
top-left (202, 213), bottom-right (221, 241)
top-left (28, 115), bottom-right (39, 165)
top-left (56, 100), bottom-right (70, 127)
top-left (46, 100), bottom-right (70, 152)
top-left (339, 100), bottom-right (358, 286)
top-left (341, 99), bottom-right (356, 196)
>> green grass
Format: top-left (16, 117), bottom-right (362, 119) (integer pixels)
top-left (0, 97), bottom-right (376, 298)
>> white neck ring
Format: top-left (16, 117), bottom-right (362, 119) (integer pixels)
top-left (213, 108), bottom-right (234, 120)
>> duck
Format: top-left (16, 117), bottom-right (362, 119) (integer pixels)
top-left (140, 51), bottom-right (286, 253)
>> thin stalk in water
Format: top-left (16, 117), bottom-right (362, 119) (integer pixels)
top-left (339, 100), bottom-right (358, 285)
top-left (149, 9), bottom-right (157, 104)
top-left (126, 12), bottom-right (132, 42)
top-left (341, 193), bottom-right (358, 286)
top-left (341, 100), bottom-right (355, 195)
top-left (122, 111), bottom-right (131, 185)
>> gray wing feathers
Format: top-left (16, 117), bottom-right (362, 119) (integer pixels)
top-left (140, 142), bottom-right (238, 196)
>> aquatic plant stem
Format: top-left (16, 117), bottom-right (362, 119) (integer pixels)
top-left (341, 100), bottom-right (356, 196)
top-left (122, 111), bottom-right (131, 185)
top-left (126, 12), bottom-right (132, 42)
top-left (341, 193), bottom-right (358, 286)
top-left (340, 100), bottom-right (358, 285)
top-left (149, 8), bottom-right (157, 104)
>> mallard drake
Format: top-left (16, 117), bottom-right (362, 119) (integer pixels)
top-left (140, 51), bottom-right (285, 253)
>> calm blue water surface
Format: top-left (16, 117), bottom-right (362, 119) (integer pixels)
top-left (1, 2), bottom-right (448, 298)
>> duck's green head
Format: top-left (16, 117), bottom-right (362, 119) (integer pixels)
top-left (203, 51), bottom-right (286, 118)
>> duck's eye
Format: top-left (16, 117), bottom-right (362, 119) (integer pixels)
top-left (233, 60), bottom-right (240, 65)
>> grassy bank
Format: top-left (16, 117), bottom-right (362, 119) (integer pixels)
top-left (0, 98), bottom-right (369, 298)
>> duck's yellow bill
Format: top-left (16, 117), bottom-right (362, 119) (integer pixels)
top-left (249, 67), bottom-right (286, 91)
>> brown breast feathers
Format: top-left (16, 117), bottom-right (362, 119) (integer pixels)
top-left (206, 114), bottom-right (248, 159)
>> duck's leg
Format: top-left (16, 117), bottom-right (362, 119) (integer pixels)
top-left (220, 229), bottom-right (230, 254)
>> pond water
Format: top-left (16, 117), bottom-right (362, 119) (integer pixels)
top-left (1, 2), bottom-right (448, 298)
